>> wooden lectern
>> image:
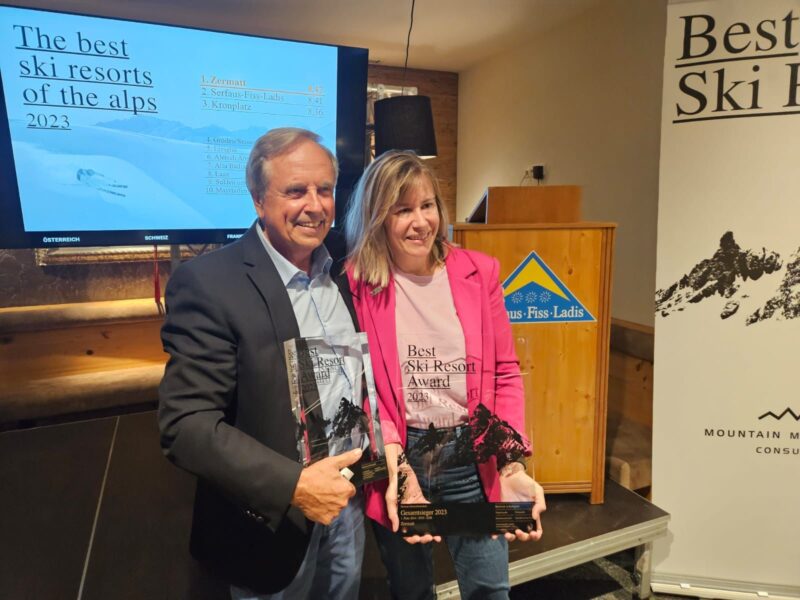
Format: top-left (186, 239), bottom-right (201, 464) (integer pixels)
top-left (466, 185), bottom-right (582, 224)
top-left (456, 185), bottom-right (614, 503)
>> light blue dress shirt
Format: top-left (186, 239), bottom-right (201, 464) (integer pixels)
top-left (256, 226), bottom-right (355, 340)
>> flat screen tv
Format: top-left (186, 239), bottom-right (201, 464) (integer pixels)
top-left (0, 5), bottom-right (367, 248)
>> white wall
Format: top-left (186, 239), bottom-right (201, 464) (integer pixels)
top-left (457, 0), bottom-right (667, 326)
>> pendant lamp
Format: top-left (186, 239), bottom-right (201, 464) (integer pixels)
top-left (373, 0), bottom-right (437, 159)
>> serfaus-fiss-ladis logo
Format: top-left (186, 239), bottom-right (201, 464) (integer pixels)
top-left (502, 251), bottom-right (594, 324)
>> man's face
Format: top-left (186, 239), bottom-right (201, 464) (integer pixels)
top-left (255, 139), bottom-right (335, 271)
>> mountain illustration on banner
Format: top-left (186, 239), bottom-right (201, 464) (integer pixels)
top-left (502, 251), bottom-right (595, 323)
top-left (655, 231), bottom-right (800, 325)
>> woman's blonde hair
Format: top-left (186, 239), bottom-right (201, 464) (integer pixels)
top-left (344, 151), bottom-right (449, 288)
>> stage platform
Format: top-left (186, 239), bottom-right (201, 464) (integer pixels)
top-left (429, 479), bottom-right (668, 598)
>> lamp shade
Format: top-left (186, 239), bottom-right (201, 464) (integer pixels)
top-left (373, 95), bottom-right (437, 158)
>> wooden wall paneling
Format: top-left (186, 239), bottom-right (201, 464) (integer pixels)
top-left (1, 365), bottom-right (165, 425)
top-left (0, 320), bottom-right (166, 386)
top-left (610, 318), bottom-right (654, 362)
top-left (0, 300), bottom-right (166, 424)
top-left (607, 351), bottom-right (653, 430)
top-left (606, 319), bottom-right (654, 494)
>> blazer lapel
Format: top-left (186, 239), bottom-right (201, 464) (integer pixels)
top-left (362, 280), bottom-right (404, 415)
top-left (241, 224), bottom-right (301, 347)
top-left (446, 251), bottom-right (484, 412)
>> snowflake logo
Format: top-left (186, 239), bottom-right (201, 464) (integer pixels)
top-left (510, 291), bottom-right (524, 304)
top-left (525, 291), bottom-right (538, 303)
top-left (539, 290), bottom-right (552, 303)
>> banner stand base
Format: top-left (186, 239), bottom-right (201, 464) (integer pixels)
top-left (652, 574), bottom-right (800, 600)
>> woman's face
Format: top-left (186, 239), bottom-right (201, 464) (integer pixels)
top-left (383, 176), bottom-right (440, 274)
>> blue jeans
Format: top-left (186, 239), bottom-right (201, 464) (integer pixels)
top-left (373, 427), bottom-right (510, 600)
top-left (231, 493), bottom-right (365, 600)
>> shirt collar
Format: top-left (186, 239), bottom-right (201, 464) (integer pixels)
top-left (256, 224), bottom-right (332, 286)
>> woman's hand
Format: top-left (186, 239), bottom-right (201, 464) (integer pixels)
top-left (384, 443), bottom-right (441, 544)
top-left (498, 462), bottom-right (546, 542)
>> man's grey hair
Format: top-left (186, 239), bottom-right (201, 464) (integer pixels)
top-left (245, 127), bottom-right (339, 201)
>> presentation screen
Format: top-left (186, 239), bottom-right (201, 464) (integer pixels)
top-left (0, 5), bottom-right (367, 248)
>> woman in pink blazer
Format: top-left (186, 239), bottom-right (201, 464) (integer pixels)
top-left (344, 151), bottom-right (546, 599)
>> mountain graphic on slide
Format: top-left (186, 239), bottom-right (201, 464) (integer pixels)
top-left (655, 232), bottom-right (783, 321)
top-left (757, 407), bottom-right (800, 421)
top-left (95, 116), bottom-right (266, 145)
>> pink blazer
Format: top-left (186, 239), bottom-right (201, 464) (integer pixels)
top-left (348, 246), bottom-right (531, 528)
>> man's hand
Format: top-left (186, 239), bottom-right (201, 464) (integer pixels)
top-left (498, 463), bottom-right (546, 542)
top-left (384, 443), bottom-right (441, 544)
top-left (291, 448), bottom-right (361, 524)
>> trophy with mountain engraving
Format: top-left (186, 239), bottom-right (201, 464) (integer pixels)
top-left (284, 332), bottom-right (388, 485)
top-left (396, 403), bottom-right (537, 536)
top-left (392, 333), bottom-right (537, 535)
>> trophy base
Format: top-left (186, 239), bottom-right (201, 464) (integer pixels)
top-left (350, 456), bottom-right (388, 486)
top-left (399, 502), bottom-right (535, 536)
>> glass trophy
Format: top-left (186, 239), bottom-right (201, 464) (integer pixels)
top-left (396, 403), bottom-right (537, 536)
top-left (395, 334), bottom-right (536, 535)
top-left (284, 332), bottom-right (388, 485)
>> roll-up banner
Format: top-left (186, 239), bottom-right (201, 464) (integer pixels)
top-left (653, 1), bottom-right (800, 598)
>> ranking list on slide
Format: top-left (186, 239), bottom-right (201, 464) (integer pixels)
top-left (200, 75), bottom-right (327, 119)
top-left (205, 136), bottom-right (249, 197)
top-left (199, 76), bottom-right (328, 199)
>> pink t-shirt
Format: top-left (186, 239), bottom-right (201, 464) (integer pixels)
top-left (393, 266), bottom-right (472, 435)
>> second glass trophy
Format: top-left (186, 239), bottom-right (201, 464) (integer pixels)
top-left (284, 332), bottom-right (388, 485)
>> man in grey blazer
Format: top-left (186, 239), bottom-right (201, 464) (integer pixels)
top-left (158, 128), bottom-right (363, 598)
